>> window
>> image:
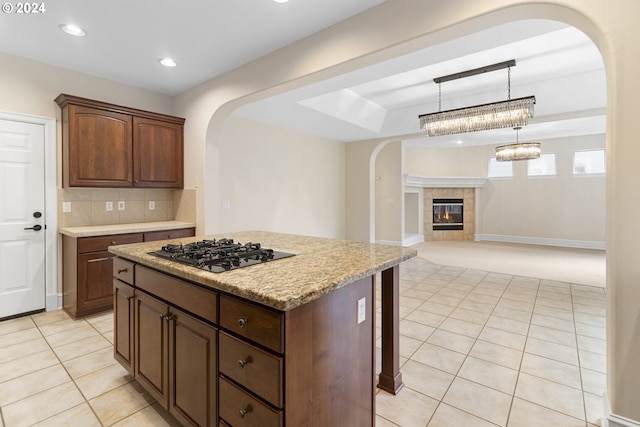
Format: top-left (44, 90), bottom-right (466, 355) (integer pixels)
top-left (528, 153), bottom-right (556, 176)
top-left (488, 157), bottom-right (513, 178)
top-left (573, 149), bottom-right (605, 174)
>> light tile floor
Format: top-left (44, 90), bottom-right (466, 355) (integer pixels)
top-left (375, 256), bottom-right (605, 427)
top-left (0, 256), bottom-right (606, 427)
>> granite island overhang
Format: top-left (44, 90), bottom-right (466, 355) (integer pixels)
top-left (109, 230), bottom-right (416, 426)
top-left (107, 230), bottom-right (416, 311)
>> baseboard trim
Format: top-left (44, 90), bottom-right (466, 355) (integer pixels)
top-left (604, 393), bottom-right (640, 427)
top-left (475, 234), bottom-right (605, 250)
top-left (402, 234), bottom-right (424, 246)
top-left (375, 239), bottom-right (402, 246)
top-left (47, 293), bottom-right (62, 311)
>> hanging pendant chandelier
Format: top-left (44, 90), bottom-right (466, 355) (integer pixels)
top-left (419, 60), bottom-right (536, 137)
top-left (495, 126), bottom-right (541, 161)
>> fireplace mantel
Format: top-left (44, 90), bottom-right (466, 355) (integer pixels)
top-left (404, 174), bottom-right (487, 188)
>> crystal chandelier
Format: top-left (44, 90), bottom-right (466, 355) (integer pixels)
top-left (419, 60), bottom-right (536, 137)
top-left (495, 126), bottom-right (541, 161)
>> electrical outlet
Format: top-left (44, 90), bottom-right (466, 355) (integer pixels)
top-left (62, 202), bottom-right (71, 213)
top-left (118, 201), bottom-right (125, 211)
top-left (106, 201), bottom-right (113, 211)
top-left (357, 297), bottom-right (366, 324)
top-left (148, 201), bottom-right (155, 210)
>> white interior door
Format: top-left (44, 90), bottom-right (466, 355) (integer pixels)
top-left (0, 118), bottom-right (46, 319)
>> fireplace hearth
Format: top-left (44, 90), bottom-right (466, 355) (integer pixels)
top-left (433, 198), bottom-right (463, 230)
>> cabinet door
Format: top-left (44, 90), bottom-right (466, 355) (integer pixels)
top-left (169, 307), bottom-right (217, 427)
top-left (77, 251), bottom-right (116, 316)
top-left (135, 291), bottom-right (169, 408)
top-left (113, 280), bottom-right (135, 375)
top-left (133, 117), bottom-right (183, 188)
top-left (68, 105), bottom-right (132, 187)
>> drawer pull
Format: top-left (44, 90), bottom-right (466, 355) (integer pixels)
top-left (87, 257), bottom-right (111, 263)
top-left (111, 241), bottom-right (117, 245)
top-left (238, 406), bottom-right (251, 419)
top-left (237, 359), bottom-right (247, 368)
top-left (238, 318), bottom-right (248, 328)
top-left (167, 234), bottom-right (172, 238)
top-left (117, 268), bottom-right (128, 274)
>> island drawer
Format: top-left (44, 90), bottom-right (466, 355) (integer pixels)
top-left (219, 295), bottom-right (283, 353)
top-left (77, 233), bottom-right (143, 253)
top-left (113, 258), bottom-right (135, 285)
top-left (219, 332), bottom-right (283, 407)
top-left (219, 377), bottom-right (283, 427)
top-left (135, 265), bottom-right (217, 324)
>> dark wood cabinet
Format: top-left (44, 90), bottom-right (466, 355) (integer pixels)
top-left (63, 228), bottom-right (194, 319)
top-left (133, 286), bottom-right (217, 426)
top-left (55, 94), bottom-right (185, 189)
top-left (113, 277), bottom-right (135, 375)
top-left (63, 232), bottom-right (143, 318)
top-left (113, 259), bottom-right (375, 427)
top-left (133, 117), bottom-right (183, 188)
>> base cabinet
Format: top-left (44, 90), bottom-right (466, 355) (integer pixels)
top-left (113, 284), bottom-right (218, 427)
top-left (64, 227), bottom-right (194, 319)
top-left (113, 259), bottom-right (375, 427)
top-left (113, 278), bottom-right (135, 374)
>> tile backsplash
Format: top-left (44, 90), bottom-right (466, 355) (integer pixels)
top-left (58, 188), bottom-right (196, 227)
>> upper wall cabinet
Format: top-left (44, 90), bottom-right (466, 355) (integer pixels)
top-left (55, 94), bottom-right (184, 188)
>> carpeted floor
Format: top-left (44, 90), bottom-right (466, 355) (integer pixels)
top-left (411, 240), bottom-right (606, 288)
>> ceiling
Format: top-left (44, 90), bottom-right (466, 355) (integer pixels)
top-left (0, 2), bottom-right (606, 148)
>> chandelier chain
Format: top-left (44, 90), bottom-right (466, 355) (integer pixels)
top-left (508, 66), bottom-right (511, 101)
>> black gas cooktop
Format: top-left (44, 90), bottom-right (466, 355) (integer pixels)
top-left (149, 238), bottom-right (295, 273)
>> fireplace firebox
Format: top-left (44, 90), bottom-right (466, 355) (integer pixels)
top-left (433, 199), bottom-right (463, 230)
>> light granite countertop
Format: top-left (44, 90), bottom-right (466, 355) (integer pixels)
top-left (58, 221), bottom-right (196, 238)
top-left (108, 230), bottom-right (417, 311)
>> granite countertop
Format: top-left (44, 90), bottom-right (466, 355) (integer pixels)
top-left (58, 221), bottom-right (196, 238)
top-left (108, 230), bottom-right (417, 311)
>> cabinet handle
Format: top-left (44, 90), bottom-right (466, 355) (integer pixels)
top-left (88, 257), bottom-right (111, 263)
top-left (165, 314), bottom-right (174, 321)
top-left (111, 241), bottom-right (117, 245)
top-left (238, 406), bottom-right (251, 419)
top-left (167, 234), bottom-right (172, 238)
top-left (238, 318), bottom-right (248, 328)
top-left (117, 268), bottom-right (128, 274)
top-left (237, 359), bottom-right (247, 368)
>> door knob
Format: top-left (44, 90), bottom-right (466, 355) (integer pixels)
top-left (24, 224), bottom-right (42, 231)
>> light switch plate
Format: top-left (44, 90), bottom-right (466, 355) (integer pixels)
top-left (148, 201), bottom-right (155, 210)
top-left (357, 297), bottom-right (366, 324)
top-left (62, 202), bottom-right (71, 213)
top-left (106, 201), bottom-right (113, 211)
top-left (118, 201), bottom-right (125, 211)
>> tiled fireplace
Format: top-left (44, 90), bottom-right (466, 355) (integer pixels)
top-left (403, 175), bottom-right (486, 244)
top-left (424, 188), bottom-right (475, 241)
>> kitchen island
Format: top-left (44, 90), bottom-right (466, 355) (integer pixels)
top-left (109, 231), bottom-right (416, 427)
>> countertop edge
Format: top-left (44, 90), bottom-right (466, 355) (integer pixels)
top-left (59, 221), bottom-right (196, 237)
top-left (107, 231), bottom-right (417, 311)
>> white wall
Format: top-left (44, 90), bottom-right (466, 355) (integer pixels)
top-left (374, 141), bottom-right (403, 243)
top-left (405, 134), bottom-right (606, 247)
top-left (218, 116), bottom-right (345, 238)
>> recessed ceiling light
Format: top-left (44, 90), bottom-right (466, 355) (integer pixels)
top-left (159, 58), bottom-right (177, 67)
top-left (59, 24), bottom-right (86, 37)
top-left (273, 0), bottom-right (289, 3)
